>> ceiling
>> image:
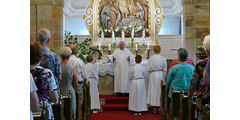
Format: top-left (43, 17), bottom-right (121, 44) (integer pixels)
top-left (64, 0), bottom-right (182, 17)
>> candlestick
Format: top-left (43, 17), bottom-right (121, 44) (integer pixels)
top-left (108, 50), bottom-right (111, 55)
top-left (109, 44), bottom-right (111, 51)
top-left (98, 50), bottom-right (102, 60)
top-left (98, 43), bottom-right (101, 50)
top-left (136, 50), bottom-right (138, 56)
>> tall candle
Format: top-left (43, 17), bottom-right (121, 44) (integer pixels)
top-left (109, 44), bottom-right (111, 51)
top-left (136, 44), bottom-right (138, 51)
top-left (99, 43), bottom-right (101, 50)
top-left (147, 43), bottom-right (150, 50)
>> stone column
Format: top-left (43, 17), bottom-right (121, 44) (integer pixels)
top-left (183, 0), bottom-right (210, 63)
top-left (30, 0), bottom-right (64, 53)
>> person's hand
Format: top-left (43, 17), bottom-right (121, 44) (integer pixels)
top-left (113, 57), bottom-right (116, 62)
top-left (127, 56), bottom-right (130, 61)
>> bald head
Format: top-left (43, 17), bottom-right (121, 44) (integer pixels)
top-left (119, 41), bottom-right (125, 50)
top-left (69, 44), bottom-right (77, 55)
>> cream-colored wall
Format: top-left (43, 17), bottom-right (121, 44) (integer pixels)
top-left (183, 0), bottom-right (210, 63)
top-left (30, 0), bottom-right (64, 54)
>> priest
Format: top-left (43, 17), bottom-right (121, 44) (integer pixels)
top-left (113, 41), bottom-right (134, 96)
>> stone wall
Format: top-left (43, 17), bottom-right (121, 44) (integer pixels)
top-left (30, 0), bottom-right (64, 54)
top-left (183, 0), bottom-right (210, 62)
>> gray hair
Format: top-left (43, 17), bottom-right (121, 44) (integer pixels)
top-left (60, 46), bottom-right (72, 59)
top-left (118, 41), bottom-right (125, 46)
top-left (203, 35), bottom-right (210, 52)
top-left (177, 48), bottom-right (188, 62)
top-left (37, 28), bottom-right (51, 44)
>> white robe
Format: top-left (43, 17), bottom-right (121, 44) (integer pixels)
top-left (112, 48), bottom-right (134, 93)
top-left (146, 54), bottom-right (167, 106)
top-left (129, 64), bottom-right (148, 112)
top-left (86, 63), bottom-right (100, 110)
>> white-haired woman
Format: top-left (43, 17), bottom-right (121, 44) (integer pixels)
top-left (59, 47), bottom-right (78, 119)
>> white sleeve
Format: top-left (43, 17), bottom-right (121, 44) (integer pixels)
top-left (81, 62), bottom-right (88, 80)
top-left (163, 57), bottom-right (167, 79)
top-left (127, 49), bottom-right (135, 64)
top-left (30, 74), bottom-right (38, 93)
top-left (48, 70), bottom-right (57, 91)
top-left (93, 64), bottom-right (99, 83)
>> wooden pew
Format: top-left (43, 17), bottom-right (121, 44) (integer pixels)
top-left (203, 104), bottom-right (210, 120)
top-left (52, 95), bottom-right (64, 120)
top-left (83, 83), bottom-right (91, 120)
top-left (63, 90), bottom-right (74, 120)
top-left (179, 90), bottom-right (189, 120)
top-left (188, 96), bottom-right (196, 120)
top-left (76, 87), bottom-right (83, 120)
top-left (169, 87), bottom-right (189, 120)
top-left (160, 80), bottom-right (166, 119)
top-left (33, 102), bottom-right (49, 120)
top-left (163, 85), bottom-right (170, 120)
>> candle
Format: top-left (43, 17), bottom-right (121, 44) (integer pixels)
top-left (147, 43), bottom-right (150, 50)
top-left (98, 43), bottom-right (101, 50)
top-left (109, 44), bottom-right (111, 51)
top-left (136, 44), bottom-right (138, 51)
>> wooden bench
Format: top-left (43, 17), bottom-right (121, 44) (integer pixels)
top-left (169, 87), bottom-right (188, 120)
top-left (160, 80), bottom-right (167, 119)
top-left (203, 104), bottom-right (210, 120)
top-left (163, 85), bottom-right (170, 120)
top-left (83, 83), bottom-right (91, 120)
top-left (33, 102), bottom-right (48, 120)
top-left (52, 95), bottom-right (64, 120)
top-left (63, 90), bottom-right (74, 120)
top-left (76, 87), bottom-right (83, 120)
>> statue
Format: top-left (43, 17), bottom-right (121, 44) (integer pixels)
top-left (100, 0), bottom-right (148, 35)
top-left (100, 0), bottom-right (121, 29)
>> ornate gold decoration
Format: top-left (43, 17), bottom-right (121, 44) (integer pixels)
top-left (83, 0), bottom-right (165, 45)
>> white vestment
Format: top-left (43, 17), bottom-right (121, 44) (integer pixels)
top-left (146, 54), bottom-right (167, 106)
top-left (113, 48), bottom-right (134, 93)
top-left (86, 63), bottom-right (100, 110)
top-left (128, 64), bottom-right (148, 112)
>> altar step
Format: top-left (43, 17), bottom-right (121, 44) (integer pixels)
top-left (100, 95), bottom-right (129, 111)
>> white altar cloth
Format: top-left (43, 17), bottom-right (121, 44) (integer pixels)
top-left (96, 60), bottom-right (148, 76)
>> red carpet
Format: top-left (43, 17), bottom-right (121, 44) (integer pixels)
top-left (100, 95), bottom-right (129, 111)
top-left (90, 111), bottom-right (161, 120)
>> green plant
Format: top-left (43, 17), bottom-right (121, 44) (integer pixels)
top-left (64, 31), bottom-right (98, 63)
top-left (197, 45), bottom-right (204, 51)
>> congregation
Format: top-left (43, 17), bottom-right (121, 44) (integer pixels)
top-left (30, 28), bottom-right (210, 120)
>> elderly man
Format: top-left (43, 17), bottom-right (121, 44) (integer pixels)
top-left (37, 28), bottom-right (62, 96)
top-left (112, 41), bottom-right (134, 95)
top-left (69, 44), bottom-right (87, 104)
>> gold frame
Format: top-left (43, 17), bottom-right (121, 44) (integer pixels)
top-left (83, 0), bottom-right (165, 45)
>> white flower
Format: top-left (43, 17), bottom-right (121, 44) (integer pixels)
top-left (104, 29), bottom-right (108, 32)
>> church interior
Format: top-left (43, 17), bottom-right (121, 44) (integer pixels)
top-left (29, 0), bottom-right (210, 120)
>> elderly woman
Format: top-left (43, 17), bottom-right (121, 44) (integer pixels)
top-left (59, 46), bottom-right (78, 119)
top-left (188, 35), bottom-right (210, 120)
top-left (166, 48), bottom-right (195, 98)
top-left (146, 45), bottom-right (167, 113)
top-left (30, 43), bottom-right (58, 120)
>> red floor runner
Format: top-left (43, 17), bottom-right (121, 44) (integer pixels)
top-left (100, 95), bottom-right (129, 111)
top-left (90, 111), bottom-right (161, 120)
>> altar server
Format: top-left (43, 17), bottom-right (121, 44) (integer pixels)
top-left (129, 55), bottom-right (148, 115)
top-left (146, 45), bottom-right (167, 113)
top-left (112, 41), bottom-right (134, 95)
top-left (85, 56), bottom-right (101, 113)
